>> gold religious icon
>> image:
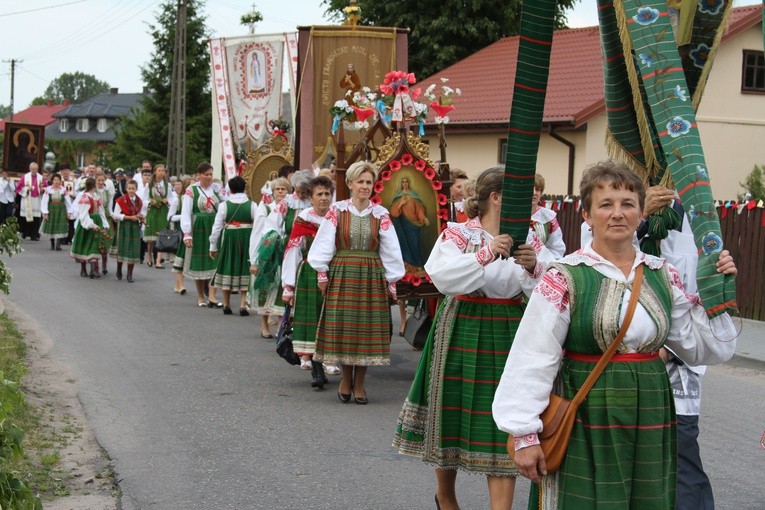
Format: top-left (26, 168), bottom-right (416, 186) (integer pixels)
top-left (343, 0), bottom-right (361, 27)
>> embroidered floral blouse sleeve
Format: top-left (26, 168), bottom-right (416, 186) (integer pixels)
top-left (181, 188), bottom-right (194, 240)
top-left (307, 205), bottom-right (338, 279)
top-left (208, 202), bottom-right (228, 252)
top-left (167, 196), bottom-right (180, 223)
top-left (546, 219), bottom-right (566, 259)
top-left (112, 201), bottom-right (125, 221)
top-left (376, 208), bottom-right (405, 284)
top-left (77, 195), bottom-right (97, 230)
top-left (424, 226), bottom-right (498, 295)
top-left (663, 264), bottom-right (737, 365)
top-left (41, 189), bottom-right (50, 214)
top-left (281, 235), bottom-right (304, 293)
top-left (491, 268), bottom-right (571, 444)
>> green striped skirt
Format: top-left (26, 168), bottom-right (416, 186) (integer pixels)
top-left (211, 226), bottom-right (252, 291)
top-left (70, 215), bottom-right (105, 262)
top-left (144, 203), bottom-right (169, 241)
top-left (315, 250), bottom-right (391, 366)
top-left (185, 213), bottom-right (217, 280)
top-left (42, 201), bottom-right (68, 238)
top-left (393, 294), bottom-right (524, 476)
top-left (292, 260), bottom-right (322, 355)
top-left (115, 220), bottom-right (142, 264)
top-left (171, 227), bottom-right (187, 273)
top-left (531, 355), bottom-right (676, 509)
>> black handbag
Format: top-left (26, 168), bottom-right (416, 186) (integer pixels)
top-left (403, 299), bottom-right (432, 351)
top-left (155, 228), bottom-right (181, 253)
top-left (275, 305), bottom-right (300, 365)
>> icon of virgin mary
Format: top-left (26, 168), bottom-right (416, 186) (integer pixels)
top-left (390, 177), bottom-right (429, 268)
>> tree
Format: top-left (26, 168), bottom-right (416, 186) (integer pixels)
top-left (740, 164), bottom-right (765, 201)
top-left (323, 0), bottom-right (580, 79)
top-left (0, 104), bottom-right (11, 120)
top-left (111, 0), bottom-right (211, 173)
top-left (30, 72), bottom-right (110, 105)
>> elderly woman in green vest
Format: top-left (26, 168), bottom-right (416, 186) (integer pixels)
top-left (492, 160), bottom-right (738, 509)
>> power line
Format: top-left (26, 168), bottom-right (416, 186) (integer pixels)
top-left (0, 0), bottom-right (91, 18)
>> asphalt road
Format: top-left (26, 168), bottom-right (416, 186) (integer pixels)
top-left (5, 239), bottom-right (765, 509)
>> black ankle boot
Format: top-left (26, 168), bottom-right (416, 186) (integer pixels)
top-left (116, 263), bottom-right (123, 281)
top-left (50, 239), bottom-right (55, 250)
top-left (80, 263), bottom-right (88, 278)
top-left (55, 239), bottom-right (61, 251)
top-left (311, 361), bottom-right (326, 389)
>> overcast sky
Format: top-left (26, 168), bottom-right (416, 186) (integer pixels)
top-left (0, 0), bottom-right (760, 112)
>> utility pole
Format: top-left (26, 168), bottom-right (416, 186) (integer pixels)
top-left (3, 59), bottom-right (22, 120)
top-left (166, 0), bottom-right (187, 176)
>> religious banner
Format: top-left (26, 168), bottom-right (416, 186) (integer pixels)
top-left (209, 37), bottom-right (238, 179)
top-left (223, 34), bottom-right (285, 144)
top-left (2, 122), bottom-right (45, 176)
top-left (299, 26), bottom-right (400, 165)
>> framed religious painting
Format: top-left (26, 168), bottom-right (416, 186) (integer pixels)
top-left (243, 134), bottom-right (294, 203)
top-left (374, 131), bottom-right (450, 299)
top-left (3, 122), bottom-right (45, 177)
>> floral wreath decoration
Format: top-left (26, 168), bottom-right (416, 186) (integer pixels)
top-left (372, 153), bottom-right (450, 286)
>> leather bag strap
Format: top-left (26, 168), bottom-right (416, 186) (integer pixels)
top-left (570, 263), bottom-right (644, 406)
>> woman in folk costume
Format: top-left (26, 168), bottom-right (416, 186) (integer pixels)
top-left (41, 173), bottom-right (73, 251)
top-left (492, 161), bottom-right (738, 510)
top-left (530, 174), bottom-right (565, 259)
top-left (250, 176), bottom-right (301, 337)
top-left (144, 164), bottom-right (170, 268)
top-left (70, 177), bottom-right (109, 279)
top-left (208, 176), bottom-right (258, 316)
top-left (181, 162), bottom-right (224, 308)
top-left (308, 161), bottom-right (405, 405)
top-left (112, 180), bottom-right (146, 283)
top-left (281, 176), bottom-right (340, 387)
top-left (168, 176), bottom-right (191, 295)
top-left (393, 166), bottom-right (548, 510)
top-left (95, 172), bottom-right (115, 274)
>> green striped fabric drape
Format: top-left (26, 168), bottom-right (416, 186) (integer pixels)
top-left (603, 0), bottom-right (736, 317)
top-left (499, 0), bottom-right (558, 251)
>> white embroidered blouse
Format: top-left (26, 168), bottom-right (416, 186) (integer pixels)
top-left (491, 242), bottom-right (737, 446)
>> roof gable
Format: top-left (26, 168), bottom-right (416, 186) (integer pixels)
top-left (418, 4), bottom-right (762, 128)
top-left (53, 92), bottom-right (146, 120)
top-left (0, 104), bottom-right (67, 132)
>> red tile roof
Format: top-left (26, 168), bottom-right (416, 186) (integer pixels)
top-left (419, 5), bottom-right (762, 128)
top-left (0, 103), bottom-right (68, 132)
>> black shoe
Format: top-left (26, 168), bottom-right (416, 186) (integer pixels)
top-left (127, 276), bottom-right (134, 283)
top-left (311, 361), bottom-right (325, 389)
top-left (337, 391), bottom-right (351, 403)
top-left (239, 308), bottom-right (249, 316)
top-left (116, 269), bottom-right (122, 280)
top-left (80, 268), bottom-right (88, 278)
top-left (353, 390), bottom-right (368, 405)
top-left (89, 272), bottom-right (95, 279)
top-left (223, 306), bottom-right (233, 315)
top-left (50, 240), bottom-right (55, 250)
top-left (102, 268), bottom-right (108, 275)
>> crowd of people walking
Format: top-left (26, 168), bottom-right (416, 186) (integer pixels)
top-left (6, 156), bottom-right (740, 510)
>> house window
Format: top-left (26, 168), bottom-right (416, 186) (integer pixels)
top-left (742, 50), bottom-right (765, 93)
top-left (498, 138), bottom-right (508, 165)
top-left (76, 119), bottom-right (89, 132)
top-left (59, 119), bottom-right (69, 132)
top-left (77, 153), bottom-right (86, 168)
top-left (97, 118), bottom-right (108, 133)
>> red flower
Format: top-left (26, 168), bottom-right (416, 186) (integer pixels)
top-left (432, 180), bottom-right (443, 191)
top-left (380, 169), bottom-right (392, 181)
top-left (411, 275), bottom-right (422, 287)
top-left (353, 106), bottom-right (375, 123)
top-left (438, 208), bottom-right (450, 220)
top-left (373, 181), bottom-right (385, 193)
top-left (414, 160), bottom-right (427, 171)
top-left (440, 223), bottom-right (447, 232)
top-left (437, 193), bottom-right (448, 205)
top-left (401, 273), bottom-right (413, 283)
top-left (389, 160), bottom-right (402, 171)
top-left (401, 154), bottom-right (413, 165)
top-left (425, 167), bottom-right (436, 180)
top-left (371, 195), bottom-right (382, 205)
top-left (429, 101), bottom-right (456, 118)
